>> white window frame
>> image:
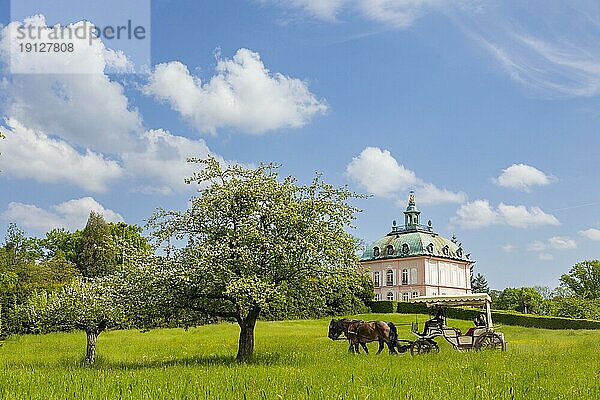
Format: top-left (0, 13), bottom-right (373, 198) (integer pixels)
top-left (386, 269), bottom-right (394, 286)
top-left (401, 269), bottom-right (409, 285)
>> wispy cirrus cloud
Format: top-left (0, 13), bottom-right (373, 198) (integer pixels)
top-left (461, 1), bottom-right (600, 97)
top-left (267, 1), bottom-right (600, 98)
top-left (265, 0), bottom-right (484, 27)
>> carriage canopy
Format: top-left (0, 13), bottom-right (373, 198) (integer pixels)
top-left (408, 293), bottom-right (491, 307)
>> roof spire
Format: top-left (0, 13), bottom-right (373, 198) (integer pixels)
top-left (404, 190), bottom-right (421, 229)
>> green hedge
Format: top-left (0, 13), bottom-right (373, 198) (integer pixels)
top-left (367, 301), bottom-right (600, 330)
top-left (369, 301), bottom-right (398, 313)
top-left (489, 310), bottom-right (600, 330)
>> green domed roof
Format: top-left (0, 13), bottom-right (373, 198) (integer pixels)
top-left (361, 193), bottom-right (473, 263)
top-left (360, 230), bottom-right (471, 262)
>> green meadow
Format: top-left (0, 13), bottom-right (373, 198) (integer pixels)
top-left (1, 313), bottom-right (599, 399)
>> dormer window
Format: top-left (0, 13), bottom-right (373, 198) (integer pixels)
top-left (373, 247), bottom-right (380, 257)
top-left (386, 245), bottom-right (394, 255)
top-left (402, 243), bottom-right (410, 255)
top-left (456, 248), bottom-right (463, 258)
top-left (442, 245), bottom-right (449, 256)
top-left (426, 243), bottom-right (434, 254)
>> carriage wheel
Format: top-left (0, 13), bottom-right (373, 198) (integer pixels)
top-left (475, 333), bottom-right (506, 351)
top-left (410, 339), bottom-right (437, 356)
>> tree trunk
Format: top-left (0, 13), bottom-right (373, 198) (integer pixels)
top-left (236, 308), bottom-right (259, 362)
top-left (85, 329), bottom-right (99, 364)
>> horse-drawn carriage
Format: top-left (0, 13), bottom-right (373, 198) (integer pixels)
top-left (328, 293), bottom-right (506, 355)
top-left (406, 293), bottom-right (506, 354)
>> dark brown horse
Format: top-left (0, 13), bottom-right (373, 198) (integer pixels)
top-left (328, 319), bottom-right (398, 354)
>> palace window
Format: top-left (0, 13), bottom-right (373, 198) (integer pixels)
top-left (374, 293), bottom-right (381, 301)
top-left (410, 268), bottom-right (417, 284)
top-left (373, 271), bottom-right (380, 287)
top-left (386, 245), bottom-right (394, 255)
top-left (401, 269), bottom-right (409, 285)
top-left (373, 247), bottom-right (380, 257)
top-left (387, 292), bottom-right (394, 301)
top-left (402, 293), bottom-right (410, 301)
top-left (412, 291), bottom-right (419, 298)
top-left (386, 270), bottom-right (394, 286)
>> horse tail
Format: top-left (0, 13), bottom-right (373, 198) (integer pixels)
top-left (387, 322), bottom-right (398, 346)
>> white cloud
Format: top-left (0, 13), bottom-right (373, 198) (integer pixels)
top-left (579, 228), bottom-right (600, 242)
top-left (580, 228), bottom-right (600, 241)
top-left (122, 129), bottom-right (225, 194)
top-left (494, 163), bottom-right (554, 192)
top-left (497, 203), bottom-right (559, 228)
top-left (452, 200), bottom-right (560, 229)
top-left (451, 200), bottom-right (498, 229)
top-left (0, 119), bottom-right (123, 192)
top-left (346, 147), bottom-right (465, 205)
top-left (0, 16), bottom-right (143, 153)
top-left (538, 253), bottom-right (554, 261)
top-left (1, 197), bottom-right (123, 232)
top-left (527, 241), bottom-right (546, 252)
top-left (144, 49), bottom-right (327, 135)
top-left (345, 147), bottom-right (417, 197)
top-left (416, 183), bottom-right (467, 205)
top-left (548, 236), bottom-right (577, 250)
top-left (527, 236), bottom-right (577, 255)
top-left (502, 244), bottom-right (516, 253)
top-left (0, 15), bottom-right (238, 196)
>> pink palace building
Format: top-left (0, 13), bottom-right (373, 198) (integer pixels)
top-left (360, 192), bottom-right (473, 301)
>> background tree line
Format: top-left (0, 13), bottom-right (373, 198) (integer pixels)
top-left (0, 215), bottom-right (151, 337)
top-left (471, 260), bottom-right (600, 320)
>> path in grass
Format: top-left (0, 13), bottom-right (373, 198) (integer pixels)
top-left (1, 313), bottom-right (599, 399)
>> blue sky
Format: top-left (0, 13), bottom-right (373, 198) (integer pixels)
top-left (0, 0), bottom-right (598, 289)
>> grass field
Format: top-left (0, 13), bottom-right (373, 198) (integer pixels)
top-left (1, 313), bottom-right (599, 399)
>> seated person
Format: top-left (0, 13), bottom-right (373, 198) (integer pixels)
top-left (466, 313), bottom-right (486, 335)
top-left (422, 306), bottom-right (445, 335)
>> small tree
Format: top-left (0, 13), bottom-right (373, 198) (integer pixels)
top-left (471, 273), bottom-right (489, 293)
top-left (14, 277), bottom-right (126, 364)
top-left (149, 157), bottom-right (366, 361)
top-left (560, 260), bottom-right (600, 300)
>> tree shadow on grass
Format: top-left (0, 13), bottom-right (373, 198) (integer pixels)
top-left (51, 352), bottom-right (293, 370)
